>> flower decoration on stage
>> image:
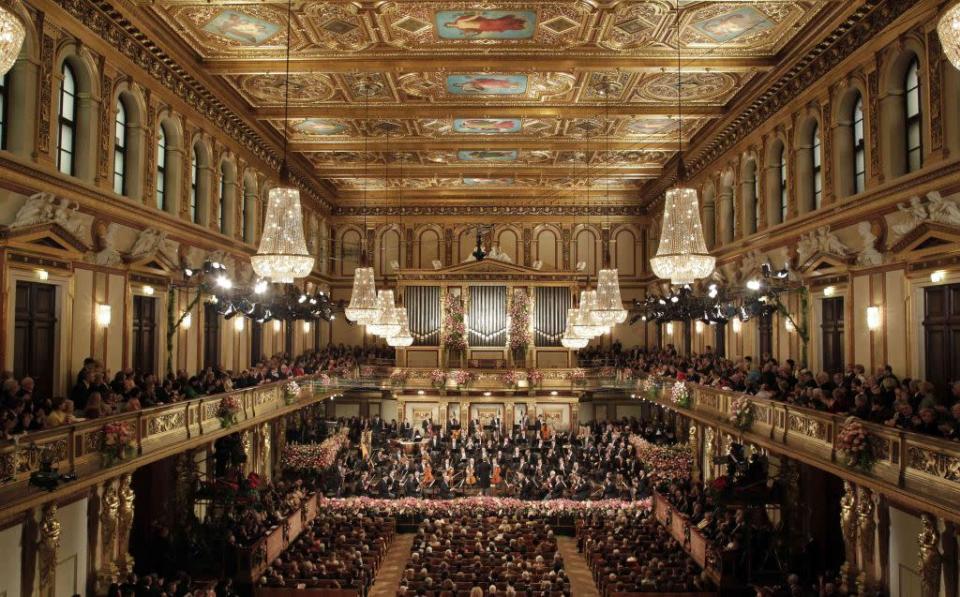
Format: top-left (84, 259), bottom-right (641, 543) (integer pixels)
top-left (430, 369), bottom-right (447, 388)
top-left (316, 495), bottom-right (652, 519)
top-left (729, 396), bottom-right (755, 432)
top-left (360, 365), bottom-right (376, 378)
top-left (566, 368), bottom-right (586, 385)
top-left (284, 380), bottom-right (302, 405)
top-left (620, 367), bottom-right (634, 381)
top-left (389, 368), bottom-right (410, 386)
top-left (671, 380), bottom-right (691, 408)
top-left (282, 430), bottom-right (350, 471)
top-left (627, 434), bottom-right (692, 485)
top-left (442, 293), bottom-right (467, 351)
top-left (507, 289), bottom-right (531, 351)
top-left (217, 395), bottom-right (241, 428)
top-left (318, 373), bottom-right (333, 387)
top-left (99, 421), bottom-right (136, 467)
top-left (639, 377), bottom-right (659, 400)
top-left (837, 416), bottom-right (879, 473)
top-left (450, 369), bottom-right (477, 387)
top-left (500, 370), bottom-right (521, 387)
top-left (527, 369), bottom-right (544, 386)
top-left (599, 366), bottom-right (617, 379)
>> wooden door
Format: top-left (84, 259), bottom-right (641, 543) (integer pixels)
top-left (250, 320), bottom-right (263, 366)
top-left (682, 320), bottom-right (692, 356)
top-left (758, 311), bottom-right (773, 359)
top-left (14, 281), bottom-right (57, 398)
top-left (132, 295), bottom-right (157, 376)
top-left (203, 303), bottom-right (221, 368)
top-left (821, 297), bottom-right (845, 374)
top-left (714, 323), bottom-right (726, 358)
top-left (923, 284), bottom-right (960, 397)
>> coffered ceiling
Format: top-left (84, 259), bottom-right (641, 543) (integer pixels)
top-left (128, 0), bottom-right (843, 208)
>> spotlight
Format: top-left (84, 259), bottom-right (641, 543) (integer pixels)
top-left (746, 279), bottom-right (761, 291)
top-left (254, 280), bottom-right (268, 294)
top-left (708, 284), bottom-right (718, 298)
top-left (216, 275), bottom-right (232, 289)
top-left (761, 263), bottom-right (772, 278)
top-left (775, 268), bottom-right (789, 279)
top-left (823, 286), bottom-right (836, 297)
top-left (184, 268), bottom-right (194, 278)
top-left (658, 299), bottom-right (666, 305)
top-left (931, 270), bottom-right (947, 283)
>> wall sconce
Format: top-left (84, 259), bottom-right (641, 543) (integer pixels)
top-left (142, 285), bottom-right (155, 296)
top-left (866, 306), bottom-right (882, 331)
top-left (234, 317), bottom-right (245, 332)
top-left (303, 321), bottom-right (311, 333)
top-left (35, 269), bottom-right (49, 281)
top-left (666, 322), bottom-right (674, 335)
top-left (785, 318), bottom-right (796, 333)
top-left (695, 320), bottom-right (704, 334)
top-left (96, 304), bottom-right (112, 327)
top-left (823, 286), bottom-right (835, 297)
top-left (931, 270), bottom-right (947, 283)
top-left (273, 320), bottom-right (282, 333)
top-left (181, 312), bottom-right (192, 330)
top-left (732, 318), bottom-right (742, 333)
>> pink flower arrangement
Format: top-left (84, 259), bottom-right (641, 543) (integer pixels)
top-left (282, 430), bottom-right (350, 471)
top-left (315, 495), bottom-right (652, 518)
top-left (389, 368), bottom-right (410, 386)
top-left (729, 396), bottom-right (755, 431)
top-left (526, 369), bottom-right (544, 386)
top-left (217, 395), bottom-right (241, 428)
top-left (450, 369), bottom-right (476, 387)
top-left (507, 290), bottom-right (531, 351)
top-left (430, 369), bottom-right (447, 388)
top-left (318, 373), bottom-right (333, 387)
top-left (360, 365), bottom-right (375, 378)
top-left (837, 416), bottom-right (878, 472)
top-left (628, 435), bottom-right (692, 485)
top-left (599, 366), bottom-right (617, 379)
top-left (441, 293), bottom-right (467, 351)
top-left (500, 370), bottom-right (522, 387)
top-left (100, 421), bottom-right (136, 466)
top-left (284, 380), bottom-right (302, 405)
top-left (620, 368), bottom-right (634, 380)
top-left (566, 369), bottom-right (586, 384)
top-left (671, 381), bottom-right (691, 408)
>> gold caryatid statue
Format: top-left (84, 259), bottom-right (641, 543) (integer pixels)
top-left (98, 479), bottom-right (120, 590)
top-left (37, 503), bottom-right (61, 597)
top-left (918, 514), bottom-right (942, 597)
top-left (839, 481), bottom-right (858, 593)
top-left (117, 473), bottom-right (136, 576)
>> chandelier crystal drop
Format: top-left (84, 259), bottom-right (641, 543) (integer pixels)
top-left (387, 309), bottom-right (414, 347)
top-left (572, 290), bottom-right (608, 338)
top-left (250, 186), bottom-right (315, 283)
top-left (939, 1), bottom-right (960, 70)
top-left (344, 267), bottom-right (379, 323)
top-left (650, 185), bottom-right (716, 285)
top-left (593, 268), bottom-right (628, 325)
top-left (561, 308), bottom-right (590, 349)
top-left (0, 1), bottom-right (25, 78)
top-left (367, 290), bottom-right (402, 338)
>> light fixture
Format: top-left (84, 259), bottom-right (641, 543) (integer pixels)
top-left (550, 391), bottom-right (558, 396)
top-left (561, 308), bottom-right (590, 349)
top-left (216, 274), bottom-right (232, 290)
top-left (142, 285), bottom-right (155, 296)
top-left (785, 318), bottom-right (796, 333)
top-left (367, 290), bottom-right (401, 337)
top-left (708, 284), bottom-right (718, 298)
top-left (96, 304), bottom-right (112, 327)
top-left (273, 319), bottom-right (282, 333)
top-left (387, 310), bottom-right (414, 347)
top-left (823, 285), bottom-right (835, 297)
top-left (345, 267), bottom-right (379, 324)
top-left (695, 320), bottom-right (704, 334)
top-left (866, 306), bottom-right (882, 331)
top-left (665, 322), bottom-right (674, 335)
top-left (181, 312), bottom-right (192, 330)
top-left (572, 291), bottom-right (607, 338)
top-left (939, 1), bottom-right (960, 70)
top-left (732, 318), bottom-right (742, 333)
top-left (746, 279), bottom-right (761, 291)
top-left (234, 317), bottom-right (245, 332)
top-left (250, 0), bottom-right (314, 283)
top-left (594, 268), bottom-right (628, 324)
top-left (484, 391), bottom-right (492, 397)
top-left (303, 320), bottom-right (311, 333)
top-left (0, 1), bottom-right (25, 78)
top-left (34, 269), bottom-right (48, 281)
top-left (417, 390), bottom-right (425, 396)
top-left (254, 280), bottom-right (268, 294)
top-left (931, 270), bottom-right (947, 283)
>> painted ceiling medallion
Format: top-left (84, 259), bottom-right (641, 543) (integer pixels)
top-left (690, 5), bottom-right (773, 44)
top-left (202, 10), bottom-right (280, 45)
top-left (435, 10), bottom-right (537, 40)
top-left (230, 73), bottom-right (338, 105)
top-left (633, 71), bottom-right (742, 104)
top-left (453, 118), bottom-right (522, 134)
top-left (398, 72), bottom-right (576, 102)
top-left (293, 119), bottom-right (348, 136)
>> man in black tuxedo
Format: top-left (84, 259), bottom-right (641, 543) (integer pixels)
top-left (476, 457), bottom-right (492, 496)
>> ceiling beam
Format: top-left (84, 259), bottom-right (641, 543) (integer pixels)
top-left (291, 139), bottom-right (681, 152)
top-left (311, 166), bottom-right (661, 177)
top-left (205, 55), bottom-right (776, 75)
top-left (256, 106), bottom-right (724, 119)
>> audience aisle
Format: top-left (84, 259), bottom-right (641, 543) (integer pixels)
top-left (556, 537), bottom-right (600, 597)
top-left (369, 534), bottom-right (416, 597)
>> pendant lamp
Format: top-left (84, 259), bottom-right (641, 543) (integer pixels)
top-left (0, 0), bottom-right (25, 78)
top-left (367, 290), bottom-right (401, 338)
top-left (387, 310), bottom-right (414, 347)
top-left (561, 308), bottom-right (590, 349)
top-left (939, 1), bottom-right (960, 70)
top-left (572, 290), bottom-right (607, 338)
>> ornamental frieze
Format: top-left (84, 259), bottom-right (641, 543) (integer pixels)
top-left (333, 205), bottom-right (644, 217)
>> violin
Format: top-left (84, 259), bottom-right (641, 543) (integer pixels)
top-left (492, 464), bottom-right (502, 486)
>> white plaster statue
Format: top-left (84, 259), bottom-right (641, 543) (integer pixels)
top-left (855, 222), bottom-right (883, 266)
top-left (892, 196), bottom-right (929, 237)
top-left (797, 230), bottom-right (818, 264)
top-left (92, 223), bottom-right (122, 266)
top-left (129, 229), bottom-right (167, 258)
top-left (11, 192), bottom-right (88, 241)
top-left (739, 249), bottom-right (765, 279)
top-left (814, 225), bottom-right (849, 256)
top-left (926, 191), bottom-right (960, 227)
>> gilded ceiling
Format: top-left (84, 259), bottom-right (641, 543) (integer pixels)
top-left (133, 0), bottom-right (838, 206)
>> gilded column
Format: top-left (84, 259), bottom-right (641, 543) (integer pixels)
top-left (839, 481), bottom-right (858, 594)
top-left (97, 479), bottom-right (120, 590)
top-left (37, 503), bottom-right (61, 597)
top-left (688, 423), bottom-right (700, 482)
top-left (117, 473), bottom-right (136, 576)
top-left (942, 522), bottom-right (958, 597)
top-left (703, 427), bottom-right (714, 482)
top-left (918, 514), bottom-right (943, 597)
top-left (259, 422), bottom-right (272, 478)
top-left (856, 486), bottom-right (876, 596)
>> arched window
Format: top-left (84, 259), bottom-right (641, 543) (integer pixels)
top-left (113, 99), bottom-right (127, 195)
top-left (57, 63), bottom-right (77, 176)
top-left (241, 183), bottom-right (249, 241)
top-left (754, 170), bottom-right (760, 227)
top-left (218, 162), bottom-right (227, 233)
top-left (155, 126), bottom-right (167, 210)
top-left (853, 96), bottom-right (866, 194)
top-left (0, 73), bottom-right (8, 150)
top-left (190, 146), bottom-right (200, 223)
top-left (812, 123), bottom-right (822, 210)
top-left (779, 147), bottom-right (788, 222)
top-left (905, 57), bottom-right (922, 173)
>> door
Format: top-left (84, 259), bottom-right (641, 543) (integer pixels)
top-left (923, 284), bottom-right (960, 398)
top-left (14, 281), bottom-right (57, 398)
top-left (132, 295), bottom-right (157, 376)
top-left (821, 297), bottom-right (845, 374)
top-left (715, 323), bottom-right (726, 358)
top-left (284, 321), bottom-right (293, 356)
top-left (758, 311), bottom-right (773, 359)
top-left (203, 303), bottom-right (221, 368)
top-left (682, 321), bottom-right (692, 356)
top-left (250, 320), bottom-right (263, 366)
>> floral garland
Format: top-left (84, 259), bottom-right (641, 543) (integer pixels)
top-left (389, 368), bottom-right (410, 386)
top-left (566, 369), bottom-right (586, 384)
top-left (450, 369), bottom-right (476, 387)
top-left (837, 416), bottom-right (879, 473)
top-left (729, 396), bottom-right (755, 432)
top-left (316, 495), bottom-right (652, 519)
top-left (282, 430), bottom-right (351, 471)
top-left (500, 370), bottom-right (524, 387)
top-left (217, 395), bottom-right (241, 428)
top-left (599, 366), bottom-right (617, 379)
top-left (627, 435), bottom-right (692, 485)
top-left (527, 369), bottom-right (544, 386)
top-left (430, 369), bottom-right (447, 388)
top-left (671, 381), bottom-right (691, 408)
top-left (284, 380), bottom-right (302, 405)
top-left (507, 289), bottom-right (531, 351)
top-left (100, 421), bottom-right (136, 467)
top-left (360, 365), bottom-right (376, 378)
top-left (441, 293), bottom-right (467, 352)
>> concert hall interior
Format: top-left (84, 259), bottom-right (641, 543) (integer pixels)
top-left (2, 0), bottom-right (960, 596)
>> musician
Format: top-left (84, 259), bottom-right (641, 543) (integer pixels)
top-left (476, 457), bottom-right (492, 495)
top-left (602, 473), bottom-right (618, 499)
top-left (429, 433), bottom-right (443, 454)
top-left (404, 472), bottom-right (420, 497)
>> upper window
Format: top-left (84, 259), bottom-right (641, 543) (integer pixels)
top-left (905, 57), bottom-right (922, 173)
top-left (57, 63), bottom-right (77, 176)
top-left (113, 99), bottom-right (127, 195)
top-left (190, 145), bottom-right (200, 223)
top-left (242, 184), bottom-right (251, 243)
top-left (0, 73), bottom-right (9, 150)
top-left (779, 147), bottom-right (788, 222)
top-left (853, 95), bottom-right (866, 194)
top-left (218, 163), bottom-right (227, 233)
top-left (156, 126), bottom-right (167, 210)
top-left (812, 123), bottom-right (822, 210)
top-left (753, 169), bottom-right (760, 227)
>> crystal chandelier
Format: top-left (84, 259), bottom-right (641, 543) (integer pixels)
top-left (561, 308), bottom-right (590, 349)
top-left (250, 0), bottom-right (314, 283)
top-left (251, 187), bottom-right (314, 283)
top-left (387, 309), bottom-right (414, 347)
top-left (345, 267), bottom-right (378, 323)
top-left (0, 0), bottom-right (25, 78)
top-left (367, 290), bottom-right (401, 337)
top-left (572, 290), bottom-right (608, 338)
top-left (939, 1), bottom-right (960, 69)
top-left (650, 4), bottom-right (715, 286)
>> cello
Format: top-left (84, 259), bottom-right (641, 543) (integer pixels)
top-left (491, 462), bottom-right (502, 486)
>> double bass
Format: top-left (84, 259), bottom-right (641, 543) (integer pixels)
top-left (491, 462), bottom-right (502, 486)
